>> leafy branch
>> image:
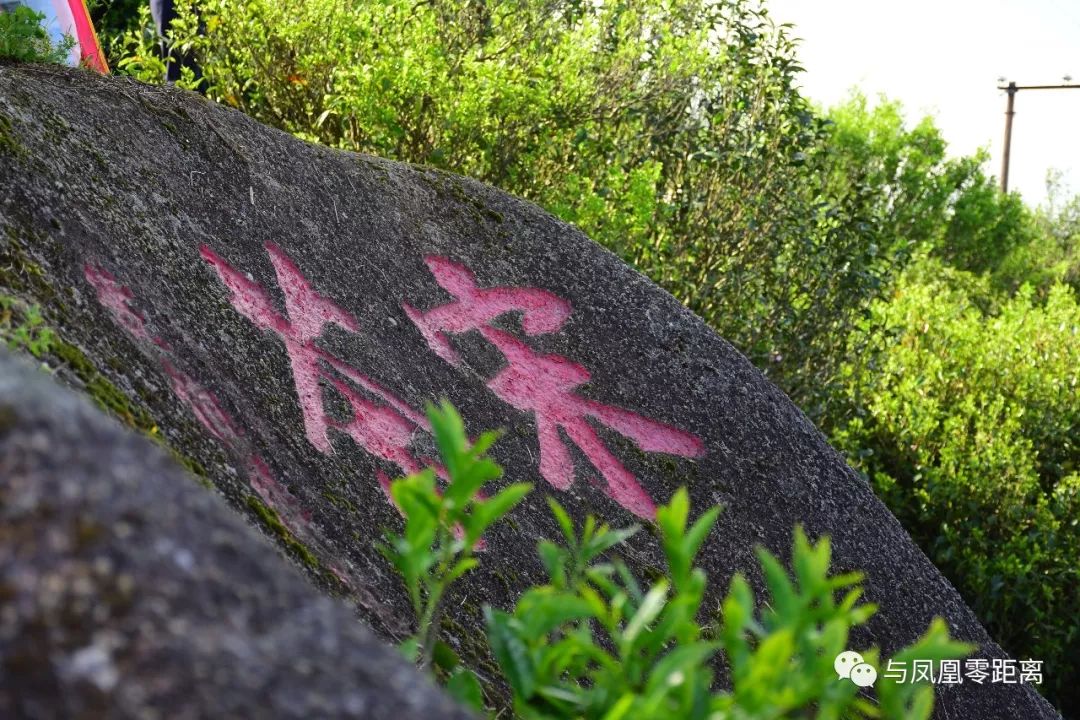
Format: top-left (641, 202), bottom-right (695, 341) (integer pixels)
top-left (380, 400), bottom-right (531, 675)
top-left (380, 402), bottom-right (973, 718)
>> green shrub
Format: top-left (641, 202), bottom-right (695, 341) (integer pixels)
top-left (86, 0), bottom-right (143, 66)
top-left (833, 258), bottom-right (1080, 712)
top-left (0, 5), bottom-right (75, 65)
top-left (379, 399), bottom-right (532, 671)
top-left (383, 402), bottom-right (971, 718)
top-left (994, 172), bottom-right (1080, 296)
top-left (939, 171), bottom-right (1036, 276)
top-left (112, 0), bottom-right (904, 422)
top-left (823, 94), bottom-right (966, 260)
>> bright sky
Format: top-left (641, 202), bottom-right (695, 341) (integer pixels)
top-left (767, 0), bottom-right (1080, 207)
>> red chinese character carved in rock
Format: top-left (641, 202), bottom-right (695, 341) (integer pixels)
top-left (404, 256), bottom-right (705, 520)
top-left (200, 243), bottom-right (428, 479)
top-left (161, 359), bottom-right (240, 444)
top-left (84, 264), bottom-right (151, 341)
top-left (85, 261), bottom-right (351, 587)
top-left (403, 256), bottom-right (571, 364)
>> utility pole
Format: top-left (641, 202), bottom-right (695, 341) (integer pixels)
top-left (997, 79), bottom-right (1080, 193)
top-left (1000, 82), bottom-right (1017, 193)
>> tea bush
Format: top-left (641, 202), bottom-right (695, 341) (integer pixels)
top-left (383, 402), bottom-right (972, 718)
top-left (832, 259), bottom-right (1080, 711)
top-left (994, 172), bottom-right (1080, 296)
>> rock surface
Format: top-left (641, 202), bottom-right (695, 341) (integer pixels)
top-left (0, 63), bottom-right (1057, 717)
top-left (0, 350), bottom-right (473, 719)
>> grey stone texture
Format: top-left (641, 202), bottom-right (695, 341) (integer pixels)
top-left (0, 63), bottom-right (1058, 718)
top-left (0, 350), bottom-right (474, 719)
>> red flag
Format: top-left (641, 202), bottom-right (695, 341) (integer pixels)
top-left (68, 0), bottom-right (108, 73)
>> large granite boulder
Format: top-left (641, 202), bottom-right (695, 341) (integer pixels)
top-left (0, 350), bottom-right (473, 718)
top-left (0, 62), bottom-right (1057, 717)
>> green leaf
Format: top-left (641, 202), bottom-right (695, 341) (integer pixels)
top-left (682, 506), bottom-right (720, 565)
top-left (613, 559), bottom-right (645, 604)
top-left (444, 557), bottom-right (478, 585)
top-left (791, 526), bottom-right (829, 593)
top-left (547, 496), bottom-right (578, 550)
top-left (432, 640), bottom-right (461, 673)
top-left (427, 399), bottom-right (468, 476)
top-left (621, 581), bottom-right (669, 652)
top-left (518, 589), bottom-right (597, 638)
top-left (469, 429), bottom-right (501, 459)
top-left (465, 482), bottom-right (532, 546)
top-left (599, 693), bottom-right (636, 720)
top-left (582, 525), bottom-right (640, 564)
top-left (756, 546), bottom-right (797, 620)
top-left (485, 607), bottom-right (536, 700)
top-left (536, 684), bottom-right (588, 707)
top-left (398, 636), bottom-right (420, 664)
top-left (644, 641), bottom-right (721, 695)
top-left (580, 585), bottom-right (611, 623)
top-left (537, 540), bottom-right (567, 585)
top-left (446, 668), bottom-right (485, 712)
top-left (445, 456), bottom-right (503, 510)
top-left (657, 487), bottom-right (690, 540)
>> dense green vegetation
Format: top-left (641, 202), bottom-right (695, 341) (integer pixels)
top-left (833, 260), bottom-right (1079, 707)
top-left (17, 0), bottom-right (1072, 711)
top-left (384, 402), bottom-right (972, 718)
top-left (0, 6), bottom-right (75, 64)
